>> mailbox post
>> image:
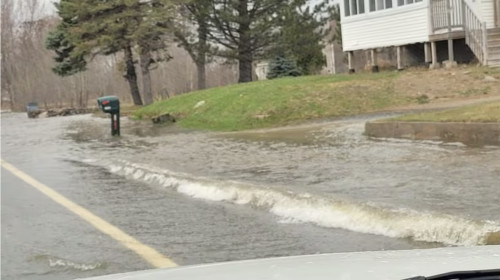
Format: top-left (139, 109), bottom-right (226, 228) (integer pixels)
top-left (97, 96), bottom-right (120, 136)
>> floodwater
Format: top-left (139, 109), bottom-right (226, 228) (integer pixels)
top-left (2, 112), bottom-right (500, 279)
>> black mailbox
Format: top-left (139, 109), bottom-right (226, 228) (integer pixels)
top-left (97, 96), bottom-right (120, 136)
top-left (97, 96), bottom-right (120, 114)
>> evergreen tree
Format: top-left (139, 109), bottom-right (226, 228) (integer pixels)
top-left (174, 0), bottom-right (212, 90)
top-left (208, 0), bottom-right (302, 83)
top-left (266, 56), bottom-right (301, 79)
top-left (136, 1), bottom-right (177, 104)
top-left (46, 24), bottom-right (87, 77)
top-left (271, 2), bottom-right (328, 75)
top-left (46, 0), bottom-right (178, 105)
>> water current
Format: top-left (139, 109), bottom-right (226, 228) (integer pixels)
top-left (2, 112), bottom-right (499, 266)
top-left (56, 113), bottom-right (500, 247)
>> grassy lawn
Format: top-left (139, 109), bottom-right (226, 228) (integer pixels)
top-left (133, 66), bottom-right (500, 131)
top-left (134, 72), bottom-right (411, 131)
top-left (391, 101), bottom-right (500, 123)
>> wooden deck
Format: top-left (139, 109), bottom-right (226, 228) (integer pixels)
top-left (429, 31), bottom-right (466, 41)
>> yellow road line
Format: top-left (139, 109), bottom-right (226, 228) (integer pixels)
top-left (0, 159), bottom-right (178, 269)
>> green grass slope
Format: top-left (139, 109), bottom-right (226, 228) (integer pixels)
top-left (134, 72), bottom-right (414, 131)
top-left (133, 67), bottom-right (500, 131)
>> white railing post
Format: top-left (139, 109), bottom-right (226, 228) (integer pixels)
top-left (461, 0), bottom-right (466, 31)
top-left (447, 0), bottom-right (455, 62)
top-left (430, 0), bottom-right (435, 32)
top-left (460, 0), bottom-right (465, 27)
top-left (461, 0), bottom-right (488, 65)
top-left (482, 23), bottom-right (488, 65)
top-left (496, 0), bottom-right (500, 28)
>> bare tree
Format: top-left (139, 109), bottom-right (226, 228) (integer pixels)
top-left (1, 0), bottom-right (18, 110)
top-left (1, 0), bottom-right (238, 111)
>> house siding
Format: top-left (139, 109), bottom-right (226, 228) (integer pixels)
top-left (481, 0), bottom-right (495, 28)
top-left (341, 4), bottom-right (430, 51)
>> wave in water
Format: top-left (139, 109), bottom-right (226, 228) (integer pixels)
top-left (106, 160), bottom-right (500, 246)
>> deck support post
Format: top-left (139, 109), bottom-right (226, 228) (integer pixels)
top-left (444, 0), bottom-right (457, 69)
top-left (444, 39), bottom-right (458, 68)
top-left (396, 46), bottom-right (404, 71)
top-left (448, 39), bottom-right (454, 61)
top-left (348, 51), bottom-right (355, 73)
top-left (429, 41), bottom-right (440, 69)
top-left (370, 49), bottom-right (379, 72)
top-left (424, 42), bottom-right (431, 65)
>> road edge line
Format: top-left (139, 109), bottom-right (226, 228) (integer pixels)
top-left (0, 159), bottom-right (178, 269)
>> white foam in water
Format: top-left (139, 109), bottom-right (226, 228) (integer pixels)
top-left (133, 169), bottom-right (144, 180)
top-left (109, 165), bottom-right (122, 173)
top-left (107, 160), bottom-right (500, 246)
top-left (48, 258), bottom-right (103, 271)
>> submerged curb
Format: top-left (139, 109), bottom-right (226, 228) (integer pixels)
top-left (365, 121), bottom-right (500, 147)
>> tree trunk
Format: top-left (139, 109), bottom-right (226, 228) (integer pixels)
top-left (79, 74), bottom-right (85, 108)
top-left (78, 90), bottom-right (83, 108)
top-left (238, 52), bottom-right (253, 83)
top-left (84, 90), bottom-right (89, 108)
top-left (196, 62), bottom-right (206, 90)
top-left (196, 20), bottom-right (208, 90)
top-left (123, 45), bottom-right (143, 105)
top-left (7, 84), bottom-right (15, 111)
top-left (237, 0), bottom-right (253, 83)
top-left (139, 52), bottom-right (154, 105)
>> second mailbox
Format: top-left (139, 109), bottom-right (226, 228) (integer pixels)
top-left (97, 96), bottom-right (120, 114)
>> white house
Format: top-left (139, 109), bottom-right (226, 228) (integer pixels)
top-left (339, 0), bottom-right (500, 70)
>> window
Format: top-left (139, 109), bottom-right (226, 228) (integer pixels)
top-left (369, 0), bottom-right (375, 11)
top-left (345, 0), bottom-right (351, 16)
top-left (370, 0), bottom-right (392, 11)
top-left (398, 0), bottom-right (422, 6)
top-left (345, 0), bottom-right (365, 16)
top-left (359, 0), bottom-right (365, 13)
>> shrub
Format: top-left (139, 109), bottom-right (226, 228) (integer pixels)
top-left (266, 56), bottom-right (301, 80)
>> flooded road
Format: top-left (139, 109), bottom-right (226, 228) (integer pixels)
top-left (2, 113), bottom-right (499, 279)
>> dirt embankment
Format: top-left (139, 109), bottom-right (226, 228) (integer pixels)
top-left (388, 67), bottom-right (500, 111)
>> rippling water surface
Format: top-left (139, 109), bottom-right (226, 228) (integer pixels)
top-left (2, 112), bottom-right (500, 278)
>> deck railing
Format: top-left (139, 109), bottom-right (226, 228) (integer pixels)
top-left (430, 0), bottom-right (463, 32)
top-left (430, 0), bottom-right (488, 64)
top-left (463, 2), bottom-right (487, 64)
top-left (495, 0), bottom-right (500, 28)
